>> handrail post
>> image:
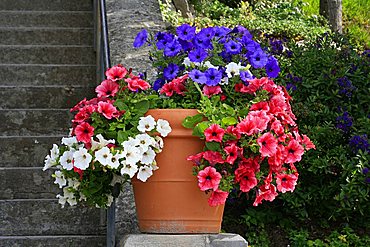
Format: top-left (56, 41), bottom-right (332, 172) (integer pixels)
top-left (107, 198), bottom-right (116, 247)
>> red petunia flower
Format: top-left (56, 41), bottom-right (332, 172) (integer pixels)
top-left (268, 145), bottom-right (284, 172)
top-left (257, 132), bottom-right (278, 157)
top-left (250, 101), bottom-right (270, 112)
top-left (203, 85), bottom-right (222, 98)
top-left (253, 182), bottom-right (278, 206)
top-left (284, 139), bottom-right (304, 163)
top-left (226, 126), bottom-right (241, 140)
top-left (203, 151), bottom-right (224, 165)
top-left (235, 166), bottom-right (258, 192)
top-left (75, 122), bottom-right (94, 144)
top-left (302, 134), bottom-right (316, 150)
top-left (97, 101), bottom-right (118, 119)
top-left (125, 76), bottom-right (150, 91)
top-left (187, 152), bottom-right (203, 166)
top-left (105, 65), bottom-right (127, 81)
top-left (276, 173), bottom-right (298, 193)
top-left (197, 166), bottom-right (222, 191)
top-left (236, 115), bottom-right (257, 136)
top-left (249, 110), bottom-right (271, 133)
top-left (95, 80), bottom-right (120, 98)
top-left (204, 124), bottom-right (225, 143)
top-left (224, 143), bottom-right (241, 165)
top-left (208, 190), bottom-right (229, 207)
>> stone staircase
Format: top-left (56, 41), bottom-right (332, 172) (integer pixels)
top-left (0, 0), bottom-right (106, 246)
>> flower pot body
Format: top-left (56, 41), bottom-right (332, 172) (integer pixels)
top-left (132, 109), bottom-right (224, 233)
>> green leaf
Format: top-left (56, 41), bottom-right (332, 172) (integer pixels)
top-left (117, 130), bottom-right (128, 144)
top-left (135, 100), bottom-right (150, 115)
top-left (114, 99), bottom-right (128, 111)
top-left (182, 114), bottom-right (203, 129)
top-left (222, 117), bottom-right (237, 126)
top-left (205, 141), bottom-right (221, 151)
top-left (192, 121), bottom-right (209, 137)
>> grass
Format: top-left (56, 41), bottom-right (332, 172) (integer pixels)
top-left (301, 0), bottom-right (370, 48)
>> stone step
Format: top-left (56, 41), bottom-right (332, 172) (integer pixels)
top-left (0, 136), bottom-right (64, 168)
top-left (0, 0), bottom-right (93, 11)
top-left (0, 199), bottom-right (105, 235)
top-left (0, 235), bottom-right (105, 247)
top-left (0, 85), bottom-right (95, 109)
top-left (0, 45), bottom-right (95, 64)
top-left (0, 167), bottom-right (59, 200)
top-left (0, 27), bottom-right (94, 45)
top-left (0, 10), bottom-right (93, 28)
top-left (0, 109), bottom-right (71, 136)
top-left (0, 64), bottom-right (97, 86)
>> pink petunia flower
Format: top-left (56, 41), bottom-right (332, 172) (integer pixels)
top-left (224, 143), bottom-right (241, 165)
top-left (75, 122), bottom-right (94, 144)
top-left (204, 124), bottom-right (225, 143)
top-left (284, 139), bottom-right (304, 163)
top-left (187, 152), bottom-right (203, 166)
top-left (249, 110), bottom-right (271, 133)
top-left (276, 173), bottom-right (298, 193)
top-left (203, 85), bottom-right (222, 98)
top-left (197, 166), bottom-right (222, 191)
top-left (253, 182), bottom-right (278, 206)
top-left (235, 166), bottom-right (258, 192)
top-left (95, 80), bottom-right (120, 98)
top-left (236, 116), bottom-right (257, 136)
top-left (125, 76), bottom-right (150, 91)
top-left (202, 151), bottom-right (224, 165)
top-left (208, 190), bottom-right (229, 207)
top-left (257, 132), bottom-right (278, 157)
top-left (105, 65), bottom-right (127, 81)
top-left (97, 101), bottom-right (118, 119)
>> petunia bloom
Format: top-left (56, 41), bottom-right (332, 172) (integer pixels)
top-left (284, 139), bottom-right (304, 163)
top-left (197, 166), bottom-right (222, 191)
top-left (95, 80), bottom-right (119, 98)
top-left (257, 132), bottom-right (278, 157)
top-left (204, 124), bottom-right (225, 143)
top-left (105, 65), bottom-right (127, 81)
top-left (133, 29), bottom-right (148, 48)
top-left (208, 190), bottom-right (229, 207)
top-left (97, 101), bottom-right (118, 119)
top-left (276, 173), bottom-right (298, 193)
top-left (235, 166), bottom-right (258, 192)
top-left (75, 122), bottom-right (94, 144)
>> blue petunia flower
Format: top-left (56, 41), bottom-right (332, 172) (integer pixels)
top-left (163, 63), bottom-right (179, 81)
top-left (133, 29), bottom-right (148, 48)
top-left (265, 56), bottom-right (280, 78)
top-left (249, 49), bottom-right (268, 69)
top-left (164, 40), bottom-right (182, 57)
top-left (153, 78), bottom-right (165, 91)
top-left (176, 24), bottom-right (196, 41)
top-left (335, 111), bottom-right (353, 132)
top-left (189, 49), bottom-right (208, 63)
top-left (214, 26), bottom-right (231, 42)
top-left (204, 68), bottom-right (222, 86)
top-left (193, 35), bottom-right (212, 49)
top-left (156, 32), bottom-right (175, 50)
top-left (349, 134), bottom-right (369, 153)
top-left (240, 70), bottom-right (254, 83)
top-left (244, 40), bottom-right (260, 55)
top-left (178, 39), bottom-right (193, 51)
top-left (189, 69), bottom-right (207, 84)
top-left (197, 27), bottom-right (215, 40)
top-left (224, 40), bottom-right (242, 55)
top-left (286, 83), bottom-right (297, 91)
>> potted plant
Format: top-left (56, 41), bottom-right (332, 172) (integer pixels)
top-left (43, 24), bottom-right (315, 233)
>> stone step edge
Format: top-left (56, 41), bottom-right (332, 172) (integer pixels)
top-left (0, 44), bottom-right (93, 48)
top-left (0, 64), bottom-right (95, 67)
top-left (0, 108), bottom-right (70, 111)
top-left (0, 10), bottom-right (92, 14)
top-left (0, 27), bottom-right (93, 31)
top-left (0, 85), bottom-right (96, 88)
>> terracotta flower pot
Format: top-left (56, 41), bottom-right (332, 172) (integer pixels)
top-left (132, 109), bottom-right (225, 233)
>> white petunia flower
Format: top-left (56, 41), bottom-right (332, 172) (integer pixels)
top-left (204, 61), bottom-right (218, 69)
top-left (137, 115), bottom-right (156, 132)
top-left (62, 187), bottom-right (77, 207)
top-left (183, 57), bottom-right (192, 67)
top-left (225, 62), bottom-right (243, 78)
top-left (122, 146), bottom-right (142, 165)
top-left (94, 146), bottom-right (113, 166)
top-left (156, 119), bottom-right (172, 137)
top-left (43, 154), bottom-right (57, 171)
top-left (154, 136), bottom-right (164, 151)
top-left (50, 144), bottom-right (60, 160)
top-left (59, 150), bottom-right (74, 170)
top-left (141, 147), bottom-right (156, 165)
top-left (73, 147), bottom-right (92, 170)
top-left (137, 165), bottom-right (153, 182)
top-left (122, 137), bottom-right (140, 150)
top-left (136, 133), bottom-right (155, 152)
top-left (219, 76), bottom-right (229, 85)
top-left (150, 160), bottom-right (159, 171)
top-left (109, 152), bottom-right (125, 169)
top-left (91, 134), bottom-right (115, 151)
top-left (56, 194), bottom-right (67, 208)
top-left (61, 136), bottom-right (78, 147)
top-left (54, 171), bottom-right (67, 188)
top-left (67, 178), bottom-right (80, 189)
top-left (120, 161), bottom-right (138, 178)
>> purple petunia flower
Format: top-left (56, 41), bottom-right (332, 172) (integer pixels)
top-left (164, 40), bottom-right (182, 57)
top-left (178, 39), bottom-right (193, 51)
top-left (240, 70), bottom-right (254, 83)
top-left (337, 77), bottom-right (356, 98)
top-left (189, 69), bottom-right (207, 84)
top-left (335, 111), bottom-right (353, 132)
top-left (197, 27), bottom-right (215, 40)
top-left (204, 68), bottom-right (222, 86)
top-left (236, 25), bottom-right (253, 39)
top-left (249, 49), bottom-right (268, 69)
top-left (163, 63), bottom-right (179, 81)
top-left (363, 167), bottom-right (369, 175)
top-left (193, 35), bottom-right (212, 49)
top-left (366, 177), bottom-right (370, 184)
top-left (176, 24), bottom-right (196, 41)
top-left (189, 49), bottom-right (208, 63)
top-left (224, 40), bottom-right (242, 55)
top-left (214, 26), bottom-right (231, 42)
top-left (133, 29), bottom-right (148, 48)
top-left (153, 78), bottom-right (165, 91)
top-left (156, 32), bottom-right (175, 50)
top-left (349, 134), bottom-right (369, 154)
top-left (265, 56), bottom-right (280, 78)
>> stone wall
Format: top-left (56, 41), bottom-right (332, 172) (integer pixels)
top-left (105, 0), bottom-right (165, 234)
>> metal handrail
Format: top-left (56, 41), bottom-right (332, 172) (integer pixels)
top-left (93, 1), bottom-right (115, 246)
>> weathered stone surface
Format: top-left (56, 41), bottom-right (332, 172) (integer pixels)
top-left (0, 110), bottom-right (71, 136)
top-left (0, 136), bottom-right (63, 167)
top-left (0, 0), bottom-right (93, 11)
top-left (0, 235), bottom-right (105, 247)
top-left (0, 46), bottom-right (95, 64)
top-left (0, 27), bottom-right (94, 45)
top-left (0, 11), bottom-right (93, 28)
top-left (0, 86), bottom-right (95, 109)
top-left (119, 234), bottom-right (248, 247)
top-left (0, 167), bottom-right (59, 199)
top-left (0, 64), bottom-right (96, 86)
top-left (0, 199), bottom-right (105, 235)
